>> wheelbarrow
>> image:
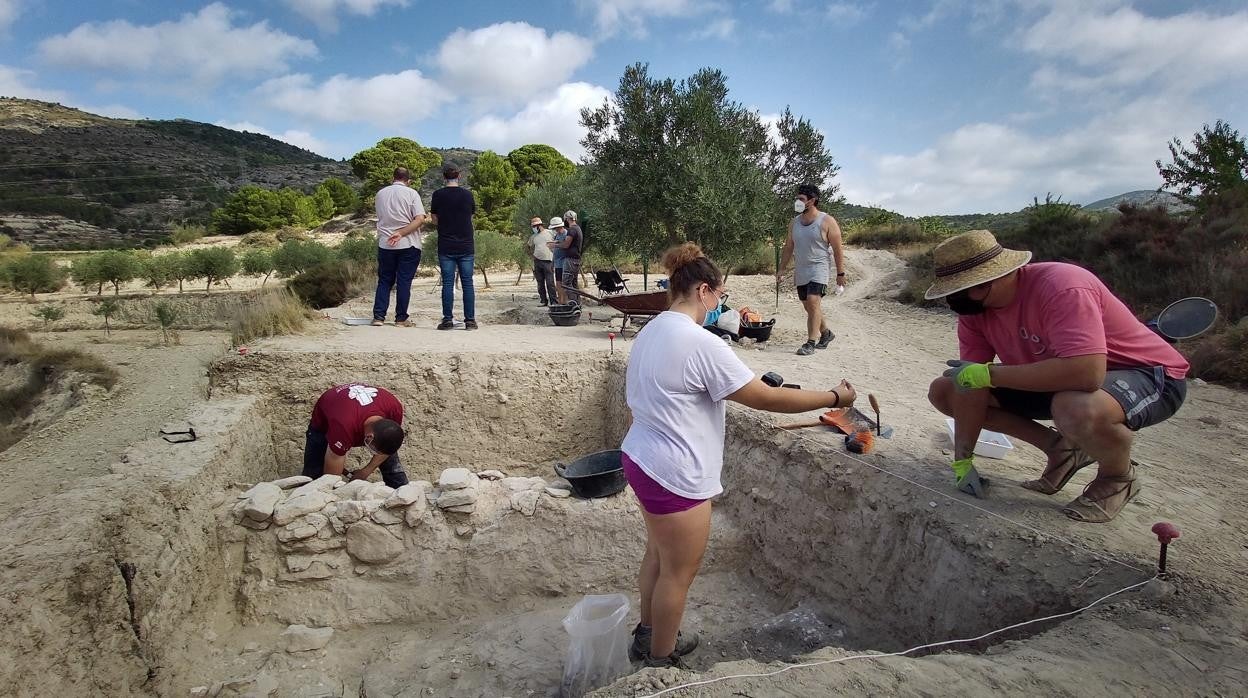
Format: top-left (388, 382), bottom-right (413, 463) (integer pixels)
top-left (562, 286), bottom-right (670, 337)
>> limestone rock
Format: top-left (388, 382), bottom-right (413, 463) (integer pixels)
top-left (445, 503), bottom-right (477, 514)
top-left (328, 515), bottom-right (347, 535)
top-left (437, 487), bottom-right (479, 509)
top-left (282, 554), bottom-right (344, 582)
top-left (241, 483), bottom-right (283, 522)
top-left (190, 687), bottom-right (209, 697)
top-left (284, 536), bottom-right (344, 554)
top-left (304, 512), bottom-right (330, 533)
top-left (271, 475), bottom-right (313, 490)
top-left (502, 476), bottom-right (547, 493)
top-left (273, 490), bottom-right (334, 526)
top-left (438, 468), bottom-right (475, 491)
top-left (276, 522), bottom-right (319, 543)
top-left (335, 499), bottom-right (383, 523)
top-left (510, 489), bottom-right (540, 516)
top-left (370, 507), bottom-right (404, 525)
top-left (544, 486), bottom-right (572, 498)
top-left (289, 475), bottom-right (341, 500)
top-left (477, 469), bottom-right (506, 480)
top-left (548, 477), bottom-right (574, 491)
top-left (334, 480), bottom-right (374, 500)
top-left (384, 482), bottom-right (426, 508)
top-left (281, 624), bottom-right (334, 653)
top-left (362, 483), bottom-right (395, 501)
top-left (404, 499), bottom-right (427, 527)
top-left (239, 517), bottom-right (271, 531)
top-left (346, 521), bottom-right (403, 563)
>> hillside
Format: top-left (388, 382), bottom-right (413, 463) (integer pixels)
top-left (1084, 189), bottom-right (1190, 213)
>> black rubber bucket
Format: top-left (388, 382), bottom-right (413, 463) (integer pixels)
top-left (554, 449), bottom-right (627, 498)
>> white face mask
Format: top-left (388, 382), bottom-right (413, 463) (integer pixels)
top-left (794, 199), bottom-right (807, 213)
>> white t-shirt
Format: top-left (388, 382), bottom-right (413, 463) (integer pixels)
top-left (374, 182), bottom-right (426, 250)
top-left (621, 311), bottom-right (755, 499)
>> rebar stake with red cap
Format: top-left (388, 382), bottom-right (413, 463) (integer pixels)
top-left (1151, 522), bottom-right (1180, 575)
top-left (608, 331), bottom-right (615, 355)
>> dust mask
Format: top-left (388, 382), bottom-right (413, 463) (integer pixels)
top-left (794, 199), bottom-right (807, 213)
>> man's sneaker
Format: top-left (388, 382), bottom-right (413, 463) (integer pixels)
top-left (628, 623), bottom-right (700, 662)
top-left (815, 329), bottom-right (835, 349)
top-left (370, 319), bottom-right (385, 327)
top-left (396, 320), bottom-right (414, 328)
top-left (464, 320), bottom-right (478, 330)
top-left (436, 319), bottom-right (454, 330)
top-left (796, 340), bottom-right (817, 356)
top-left (540, 301), bottom-right (549, 307)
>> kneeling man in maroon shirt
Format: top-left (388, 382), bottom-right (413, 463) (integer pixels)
top-left (303, 383), bottom-right (409, 487)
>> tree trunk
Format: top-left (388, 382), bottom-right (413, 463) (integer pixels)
top-left (480, 266), bottom-right (491, 289)
top-left (515, 269), bottom-right (523, 285)
top-left (104, 318), bottom-right (111, 337)
top-left (262, 272), bottom-right (271, 286)
top-left (642, 259), bottom-right (648, 290)
top-left (113, 282), bottom-right (120, 296)
top-left (96, 283), bottom-right (103, 296)
top-left (178, 279), bottom-right (184, 294)
top-left (664, 221), bottom-right (679, 246)
top-left (205, 278), bottom-right (212, 293)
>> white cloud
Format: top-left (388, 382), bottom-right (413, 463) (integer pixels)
top-left (37, 4), bottom-right (317, 86)
top-left (844, 95), bottom-right (1203, 215)
top-left (435, 22), bottom-right (594, 104)
top-left (0, 64), bottom-right (65, 102)
top-left (0, 0), bottom-right (20, 31)
top-left (826, 2), bottom-right (869, 24)
top-left (256, 70), bottom-right (452, 127)
top-left (282, 0), bottom-right (408, 32)
top-left (579, 0), bottom-right (711, 37)
top-left (758, 111), bottom-right (782, 146)
top-left (464, 82), bottom-right (612, 161)
top-left (887, 31), bottom-right (909, 52)
top-left (1022, 5), bottom-right (1248, 94)
top-left (767, 0), bottom-right (795, 12)
top-left (78, 103), bottom-right (142, 119)
top-left (217, 120), bottom-right (333, 155)
top-left (692, 17), bottom-right (736, 40)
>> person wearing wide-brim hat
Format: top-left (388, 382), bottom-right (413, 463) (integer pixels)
top-left (925, 230), bottom-right (1189, 523)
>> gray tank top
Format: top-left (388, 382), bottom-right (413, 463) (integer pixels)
top-left (792, 212), bottom-right (830, 286)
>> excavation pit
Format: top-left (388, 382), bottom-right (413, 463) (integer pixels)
top-left (113, 351), bottom-right (1143, 696)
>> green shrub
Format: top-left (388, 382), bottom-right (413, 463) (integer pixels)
top-left (730, 240), bottom-right (775, 276)
top-left (91, 297), bottom-right (123, 336)
top-left (1188, 319), bottom-right (1248, 387)
top-left (288, 262), bottom-right (352, 309)
top-left (4, 254), bottom-right (66, 298)
top-left (846, 221), bottom-right (941, 248)
top-left (240, 249), bottom-right (276, 285)
top-left (275, 226), bottom-right (309, 243)
top-left (184, 248), bottom-right (239, 292)
top-left (153, 301), bottom-right (178, 344)
top-left (141, 253), bottom-right (181, 291)
top-left (238, 231), bottom-right (280, 248)
top-left (31, 304), bottom-right (65, 328)
top-left (272, 240), bottom-right (333, 277)
top-left (170, 223), bottom-right (207, 246)
top-left (337, 236), bottom-right (376, 267)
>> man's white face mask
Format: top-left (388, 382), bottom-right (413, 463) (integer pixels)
top-left (794, 199), bottom-right (807, 213)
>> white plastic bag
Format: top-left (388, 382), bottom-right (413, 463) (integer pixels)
top-left (560, 594), bottom-right (631, 697)
top-left (716, 308), bottom-right (741, 335)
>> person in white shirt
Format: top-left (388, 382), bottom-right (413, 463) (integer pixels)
top-left (372, 167), bottom-right (426, 327)
top-left (525, 216), bottom-right (557, 306)
top-left (620, 242), bottom-right (856, 668)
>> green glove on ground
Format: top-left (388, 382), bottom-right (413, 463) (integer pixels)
top-left (950, 457), bottom-right (990, 498)
top-left (944, 360), bottom-right (993, 392)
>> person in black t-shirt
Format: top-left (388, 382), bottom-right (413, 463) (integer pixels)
top-left (430, 165), bottom-right (479, 330)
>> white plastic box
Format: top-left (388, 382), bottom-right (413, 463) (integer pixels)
top-left (945, 418), bottom-right (1015, 460)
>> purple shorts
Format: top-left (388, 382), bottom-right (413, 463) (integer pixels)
top-left (622, 452), bottom-right (707, 515)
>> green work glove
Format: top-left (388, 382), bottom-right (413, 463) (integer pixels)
top-left (950, 457), bottom-right (990, 498)
top-left (943, 360), bottom-right (994, 392)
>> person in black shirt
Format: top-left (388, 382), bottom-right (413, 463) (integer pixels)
top-left (430, 165), bottom-right (478, 330)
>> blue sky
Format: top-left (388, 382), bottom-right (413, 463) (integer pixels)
top-left (1, 0), bottom-right (1245, 214)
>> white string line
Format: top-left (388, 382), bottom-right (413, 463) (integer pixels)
top-left (774, 418), bottom-right (1150, 575)
top-left (638, 574), bottom-right (1159, 698)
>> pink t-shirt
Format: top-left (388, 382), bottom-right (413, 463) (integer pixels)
top-left (958, 263), bottom-right (1189, 380)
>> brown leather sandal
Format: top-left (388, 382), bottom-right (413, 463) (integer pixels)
top-left (1021, 429), bottom-right (1096, 495)
top-left (1061, 469), bottom-right (1139, 523)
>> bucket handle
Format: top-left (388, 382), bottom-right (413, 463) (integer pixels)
top-left (554, 463), bottom-right (567, 478)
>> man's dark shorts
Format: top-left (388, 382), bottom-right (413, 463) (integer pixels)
top-left (562, 258), bottom-right (582, 287)
top-left (796, 282), bottom-right (827, 301)
top-left (992, 366), bottom-right (1187, 431)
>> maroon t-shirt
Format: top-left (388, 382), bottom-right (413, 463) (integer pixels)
top-left (309, 384), bottom-right (403, 455)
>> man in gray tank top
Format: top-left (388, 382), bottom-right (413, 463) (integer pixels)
top-left (776, 184), bottom-right (846, 355)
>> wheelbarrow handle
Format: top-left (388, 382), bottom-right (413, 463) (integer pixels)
top-left (554, 463), bottom-right (567, 478)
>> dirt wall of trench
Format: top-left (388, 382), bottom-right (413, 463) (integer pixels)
top-left (0, 396), bottom-right (277, 697)
top-left (209, 352), bottom-right (630, 480)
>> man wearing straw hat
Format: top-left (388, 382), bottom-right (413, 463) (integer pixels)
top-left (925, 230), bottom-right (1188, 523)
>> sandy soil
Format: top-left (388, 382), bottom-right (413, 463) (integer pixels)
top-left (2, 246), bottom-right (1247, 696)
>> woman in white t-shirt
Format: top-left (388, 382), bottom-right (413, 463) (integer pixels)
top-left (620, 242), bottom-right (856, 668)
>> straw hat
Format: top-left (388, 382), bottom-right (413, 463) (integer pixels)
top-left (548, 216), bottom-right (565, 228)
top-left (530, 216), bottom-right (543, 226)
top-left (924, 230), bottom-right (1032, 299)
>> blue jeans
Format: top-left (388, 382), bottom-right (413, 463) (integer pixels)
top-left (373, 246), bottom-right (421, 321)
top-left (438, 253), bottom-right (476, 321)
top-left (303, 427), bottom-right (408, 488)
